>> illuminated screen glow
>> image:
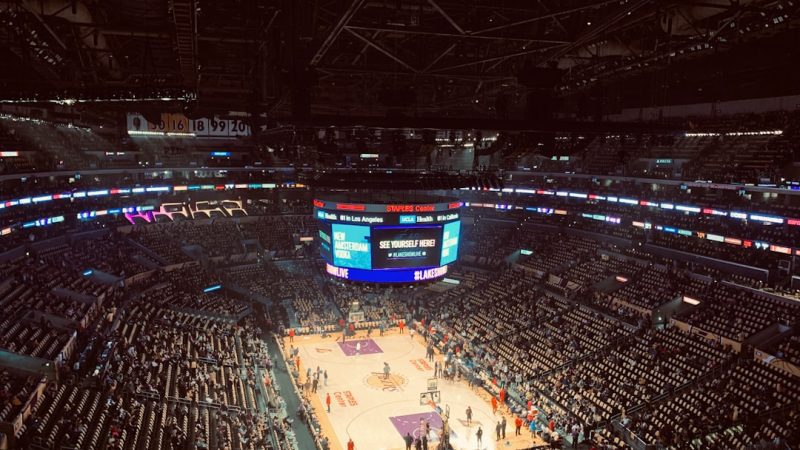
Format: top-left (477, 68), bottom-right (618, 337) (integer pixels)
top-left (373, 225), bottom-right (442, 269)
top-left (440, 221), bottom-right (460, 265)
top-left (326, 263), bottom-right (448, 283)
top-left (331, 224), bottom-right (372, 269)
top-left (316, 200), bottom-right (461, 282)
top-left (318, 221), bottom-right (333, 263)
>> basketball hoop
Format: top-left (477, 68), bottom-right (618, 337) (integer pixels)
top-left (420, 390), bottom-right (443, 417)
top-left (420, 390), bottom-right (441, 407)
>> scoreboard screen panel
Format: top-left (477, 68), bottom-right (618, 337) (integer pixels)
top-left (331, 224), bottom-right (372, 270)
top-left (439, 220), bottom-right (460, 266)
top-left (315, 198), bottom-right (461, 283)
top-left (372, 225), bottom-right (443, 269)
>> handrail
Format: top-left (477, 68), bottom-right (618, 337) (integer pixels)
top-left (612, 419), bottom-right (651, 450)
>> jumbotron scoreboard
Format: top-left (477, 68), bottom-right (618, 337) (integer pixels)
top-left (314, 197), bottom-right (461, 283)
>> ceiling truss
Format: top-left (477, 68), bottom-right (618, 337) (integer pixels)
top-left (0, 0), bottom-right (797, 119)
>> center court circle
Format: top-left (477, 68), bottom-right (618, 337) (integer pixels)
top-left (363, 372), bottom-right (409, 391)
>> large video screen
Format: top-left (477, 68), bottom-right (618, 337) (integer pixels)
top-left (440, 220), bottom-right (460, 266)
top-left (318, 221), bottom-right (333, 263)
top-left (373, 226), bottom-right (443, 269)
top-left (331, 224), bottom-right (372, 269)
top-left (315, 199), bottom-right (461, 282)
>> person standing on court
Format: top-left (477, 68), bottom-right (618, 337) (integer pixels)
top-left (466, 406), bottom-right (473, 426)
top-left (288, 328), bottom-right (295, 343)
top-left (491, 395), bottom-right (498, 415)
top-left (476, 426), bottom-right (483, 447)
top-left (515, 416), bottom-right (523, 435)
top-left (404, 432), bottom-right (413, 450)
top-left (383, 362), bottom-right (391, 379)
top-left (501, 415), bottom-right (507, 439)
top-left (326, 393), bottom-right (331, 413)
top-left (324, 370), bottom-right (328, 386)
top-left (529, 418), bottom-right (539, 437)
top-left (496, 420), bottom-right (502, 441)
top-left (347, 437), bottom-right (354, 450)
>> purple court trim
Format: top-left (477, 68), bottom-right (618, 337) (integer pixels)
top-left (389, 411), bottom-right (443, 441)
top-left (337, 338), bottom-right (383, 356)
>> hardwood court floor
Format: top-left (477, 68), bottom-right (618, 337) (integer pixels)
top-left (285, 330), bottom-right (546, 450)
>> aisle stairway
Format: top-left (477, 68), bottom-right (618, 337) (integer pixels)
top-left (265, 335), bottom-right (318, 449)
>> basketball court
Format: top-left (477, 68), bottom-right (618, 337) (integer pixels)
top-left (286, 331), bottom-right (543, 450)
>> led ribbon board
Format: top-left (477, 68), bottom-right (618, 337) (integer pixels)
top-left (326, 263), bottom-right (448, 283)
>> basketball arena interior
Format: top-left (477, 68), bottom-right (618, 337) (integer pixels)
top-left (1, 1), bottom-right (800, 449)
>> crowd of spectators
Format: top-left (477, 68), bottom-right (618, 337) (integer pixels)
top-left (0, 143), bottom-right (799, 450)
top-left (0, 212), bottom-right (310, 450)
top-left (624, 359), bottom-right (800, 449)
top-left (390, 228), bottom-right (800, 449)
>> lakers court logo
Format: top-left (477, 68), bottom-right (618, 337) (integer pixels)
top-left (364, 372), bottom-right (408, 392)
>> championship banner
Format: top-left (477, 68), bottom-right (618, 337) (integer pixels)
top-left (126, 113), bottom-right (251, 137)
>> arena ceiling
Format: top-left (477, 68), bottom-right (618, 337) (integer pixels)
top-left (1, 0), bottom-right (799, 123)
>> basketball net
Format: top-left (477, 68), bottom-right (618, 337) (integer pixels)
top-left (428, 399), bottom-right (445, 417)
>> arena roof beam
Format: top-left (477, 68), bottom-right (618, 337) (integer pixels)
top-left (309, 0), bottom-right (366, 67)
top-left (70, 24), bottom-right (257, 44)
top-left (536, 0), bottom-right (569, 35)
top-left (706, 9), bottom-right (744, 42)
top-left (541, 0), bottom-right (653, 66)
top-left (426, 0), bottom-right (464, 35)
top-left (343, 27), bottom-right (419, 73)
top-left (352, 31), bottom-right (381, 65)
top-left (422, 43), bottom-right (457, 73)
top-left (316, 65), bottom-right (516, 82)
top-left (95, 29), bottom-right (170, 39)
top-left (20, 0), bottom-right (68, 50)
top-left (171, 0), bottom-right (198, 87)
top-left (344, 25), bottom-right (570, 44)
top-left (472, 0), bottom-right (624, 35)
top-left (429, 43), bottom-right (566, 73)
